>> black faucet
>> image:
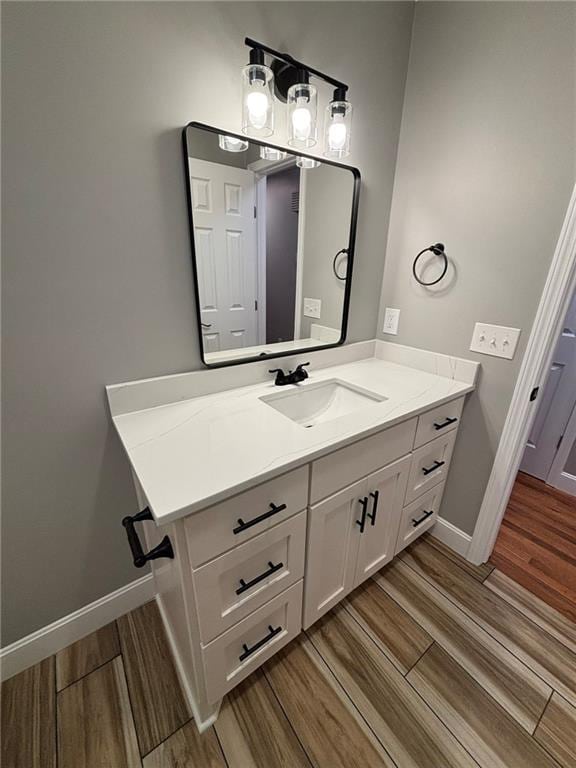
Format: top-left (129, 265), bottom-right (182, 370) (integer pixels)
top-left (269, 362), bottom-right (310, 386)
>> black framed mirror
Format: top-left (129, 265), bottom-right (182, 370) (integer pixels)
top-left (183, 122), bottom-right (360, 367)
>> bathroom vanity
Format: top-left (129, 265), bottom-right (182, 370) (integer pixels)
top-left (107, 340), bottom-right (478, 729)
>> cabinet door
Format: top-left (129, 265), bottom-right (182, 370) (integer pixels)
top-left (303, 478), bottom-right (366, 629)
top-left (354, 455), bottom-right (411, 586)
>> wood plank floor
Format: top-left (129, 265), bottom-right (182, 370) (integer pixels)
top-left (492, 472), bottom-right (576, 622)
top-left (3, 533), bottom-right (576, 768)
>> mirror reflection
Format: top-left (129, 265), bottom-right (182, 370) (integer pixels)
top-left (185, 124), bottom-right (358, 365)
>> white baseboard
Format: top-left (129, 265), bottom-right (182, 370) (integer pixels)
top-left (1, 574), bottom-right (155, 681)
top-left (430, 516), bottom-right (472, 558)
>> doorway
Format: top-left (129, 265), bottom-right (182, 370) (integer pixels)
top-left (490, 290), bottom-right (576, 620)
top-left (469, 184), bottom-right (576, 568)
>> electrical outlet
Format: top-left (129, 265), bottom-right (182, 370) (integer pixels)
top-left (470, 322), bottom-right (521, 359)
top-left (383, 308), bottom-right (400, 335)
top-left (303, 297), bottom-right (322, 319)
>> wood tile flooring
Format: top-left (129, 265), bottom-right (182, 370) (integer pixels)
top-left (492, 472), bottom-right (576, 622)
top-left (3, 534), bottom-right (576, 768)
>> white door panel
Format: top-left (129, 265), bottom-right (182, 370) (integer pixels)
top-left (189, 158), bottom-right (258, 351)
top-left (521, 291), bottom-right (576, 483)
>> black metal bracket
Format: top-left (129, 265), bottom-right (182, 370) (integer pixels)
top-left (434, 416), bottom-right (458, 430)
top-left (236, 561), bottom-right (284, 596)
top-left (233, 503), bottom-right (287, 535)
top-left (367, 490), bottom-right (379, 526)
top-left (412, 509), bottom-right (434, 528)
top-left (122, 508), bottom-right (174, 568)
top-left (356, 496), bottom-right (368, 533)
top-left (422, 459), bottom-right (446, 476)
top-left (239, 624), bottom-right (282, 662)
top-left (245, 37), bottom-right (348, 102)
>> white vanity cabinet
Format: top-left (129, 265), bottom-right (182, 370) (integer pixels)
top-left (132, 393), bottom-right (466, 730)
top-left (303, 454), bottom-right (411, 628)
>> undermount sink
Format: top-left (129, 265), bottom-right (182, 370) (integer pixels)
top-left (260, 378), bottom-right (387, 428)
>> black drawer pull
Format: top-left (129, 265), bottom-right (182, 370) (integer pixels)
top-left (122, 507), bottom-right (174, 568)
top-left (422, 459), bottom-right (445, 476)
top-left (368, 490), bottom-right (379, 526)
top-left (233, 503), bottom-right (287, 535)
top-left (356, 496), bottom-right (368, 533)
top-left (239, 624), bottom-right (282, 662)
top-left (433, 416), bottom-right (458, 430)
top-left (236, 561), bottom-right (284, 595)
top-left (412, 509), bottom-right (435, 527)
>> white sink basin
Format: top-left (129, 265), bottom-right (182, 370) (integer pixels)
top-left (260, 378), bottom-right (387, 428)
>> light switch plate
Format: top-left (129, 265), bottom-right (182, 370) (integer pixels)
top-left (303, 297), bottom-right (322, 319)
top-left (383, 307), bottom-right (400, 335)
top-left (470, 322), bottom-right (521, 359)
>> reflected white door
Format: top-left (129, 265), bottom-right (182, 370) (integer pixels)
top-left (189, 158), bottom-right (258, 352)
top-left (520, 292), bottom-right (576, 482)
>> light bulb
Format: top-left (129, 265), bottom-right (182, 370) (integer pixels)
top-left (246, 88), bottom-right (269, 130)
top-left (323, 96), bottom-right (352, 158)
top-left (288, 81), bottom-right (317, 148)
top-left (292, 102), bottom-right (312, 141)
top-left (241, 59), bottom-right (274, 137)
top-left (328, 118), bottom-right (347, 150)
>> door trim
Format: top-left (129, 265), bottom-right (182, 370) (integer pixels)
top-left (468, 183), bottom-right (576, 564)
top-left (256, 175), bottom-right (267, 345)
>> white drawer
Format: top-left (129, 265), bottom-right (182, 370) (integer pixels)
top-left (395, 481), bottom-right (446, 554)
top-left (185, 466), bottom-right (308, 567)
top-left (405, 430), bottom-right (457, 505)
top-left (193, 511), bottom-right (306, 644)
top-left (310, 418), bottom-right (416, 504)
top-left (414, 397), bottom-right (464, 449)
top-left (201, 580), bottom-right (302, 704)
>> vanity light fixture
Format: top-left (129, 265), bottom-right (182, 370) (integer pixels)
top-left (296, 156), bottom-right (321, 169)
top-left (242, 48), bottom-right (274, 137)
top-left (324, 88), bottom-right (352, 159)
top-left (243, 38), bottom-right (352, 158)
top-left (260, 146), bottom-right (287, 161)
top-left (218, 134), bottom-right (249, 152)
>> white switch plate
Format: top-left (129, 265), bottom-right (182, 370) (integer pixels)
top-left (383, 307), bottom-right (400, 335)
top-left (470, 322), bottom-right (521, 359)
top-left (303, 297), bottom-right (322, 319)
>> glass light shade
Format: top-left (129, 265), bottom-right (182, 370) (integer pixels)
top-left (287, 83), bottom-right (318, 148)
top-left (324, 100), bottom-right (352, 159)
top-left (260, 146), bottom-right (287, 161)
top-left (242, 64), bottom-right (274, 137)
top-left (296, 156), bottom-right (320, 169)
top-left (218, 134), bottom-right (248, 152)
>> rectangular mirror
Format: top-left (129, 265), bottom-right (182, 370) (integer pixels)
top-left (183, 122), bottom-right (360, 367)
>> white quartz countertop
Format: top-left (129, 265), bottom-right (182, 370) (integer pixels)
top-left (110, 352), bottom-right (476, 525)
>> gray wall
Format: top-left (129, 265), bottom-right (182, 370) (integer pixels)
top-left (377, 1), bottom-right (576, 535)
top-left (300, 164), bottom-right (354, 338)
top-left (2, 1), bottom-right (414, 645)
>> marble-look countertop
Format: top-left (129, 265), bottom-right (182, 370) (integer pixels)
top-left (110, 354), bottom-right (475, 525)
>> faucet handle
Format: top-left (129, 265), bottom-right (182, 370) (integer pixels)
top-left (269, 368), bottom-right (287, 385)
top-left (294, 362), bottom-right (310, 380)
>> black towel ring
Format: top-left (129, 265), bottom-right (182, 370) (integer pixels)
top-left (333, 248), bottom-right (349, 281)
top-left (412, 242), bottom-right (448, 286)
